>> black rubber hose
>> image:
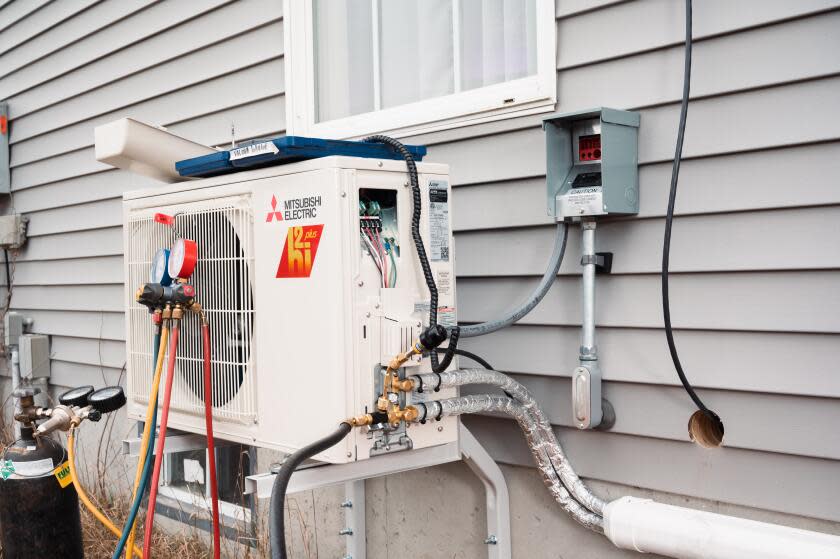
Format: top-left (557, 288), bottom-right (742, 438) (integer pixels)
top-left (433, 346), bottom-right (494, 370)
top-left (662, 0), bottom-right (721, 430)
top-left (269, 422), bottom-right (352, 559)
top-left (364, 136), bottom-right (441, 369)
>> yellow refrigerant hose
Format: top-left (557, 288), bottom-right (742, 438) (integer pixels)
top-left (126, 325), bottom-right (170, 555)
top-left (68, 427), bottom-right (144, 559)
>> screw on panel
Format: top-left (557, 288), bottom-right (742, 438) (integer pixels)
top-left (485, 535), bottom-right (498, 545)
top-left (437, 426), bottom-right (443, 432)
top-left (339, 528), bottom-right (354, 536)
top-left (341, 191), bottom-right (347, 197)
top-left (346, 451), bottom-right (353, 458)
top-left (404, 181), bottom-right (409, 187)
top-left (358, 280), bottom-right (364, 286)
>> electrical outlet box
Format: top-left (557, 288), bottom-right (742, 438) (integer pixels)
top-left (19, 334), bottom-right (50, 379)
top-left (544, 108), bottom-right (640, 220)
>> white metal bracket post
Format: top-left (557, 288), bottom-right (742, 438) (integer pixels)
top-left (459, 424), bottom-right (511, 559)
top-left (240, 423), bottom-right (511, 559)
top-left (340, 480), bottom-right (366, 559)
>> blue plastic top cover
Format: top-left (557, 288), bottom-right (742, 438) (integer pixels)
top-left (175, 135), bottom-right (427, 178)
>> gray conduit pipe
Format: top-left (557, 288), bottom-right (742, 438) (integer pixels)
top-left (417, 394), bottom-right (604, 533)
top-left (410, 368), bottom-right (606, 516)
top-left (459, 223), bottom-right (568, 338)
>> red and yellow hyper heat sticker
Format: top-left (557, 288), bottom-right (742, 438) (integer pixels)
top-left (276, 224), bottom-right (324, 278)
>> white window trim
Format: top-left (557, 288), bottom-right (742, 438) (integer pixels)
top-left (283, 0), bottom-right (557, 139)
top-left (157, 485), bottom-right (252, 526)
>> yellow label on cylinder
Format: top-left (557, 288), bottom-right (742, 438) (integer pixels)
top-left (53, 461), bottom-right (72, 488)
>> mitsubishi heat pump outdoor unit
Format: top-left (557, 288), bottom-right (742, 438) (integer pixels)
top-left (123, 156), bottom-right (458, 463)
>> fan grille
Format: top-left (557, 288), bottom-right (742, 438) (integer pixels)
top-left (127, 197), bottom-right (256, 424)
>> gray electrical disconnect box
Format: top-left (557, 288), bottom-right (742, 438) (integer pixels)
top-left (543, 107), bottom-right (640, 220)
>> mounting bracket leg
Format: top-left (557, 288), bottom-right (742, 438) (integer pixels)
top-left (460, 424), bottom-right (512, 559)
top-left (341, 480), bottom-right (366, 559)
top-left (242, 423), bottom-right (511, 559)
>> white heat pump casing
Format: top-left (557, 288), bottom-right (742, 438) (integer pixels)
top-left (123, 156), bottom-right (458, 464)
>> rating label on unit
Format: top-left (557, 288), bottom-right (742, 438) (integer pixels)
top-left (230, 141), bottom-right (279, 161)
top-left (428, 181), bottom-right (450, 262)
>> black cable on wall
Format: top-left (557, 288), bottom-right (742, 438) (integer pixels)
top-left (661, 0), bottom-right (724, 442)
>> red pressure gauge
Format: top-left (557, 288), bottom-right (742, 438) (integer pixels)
top-left (168, 238), bottom-right (198, 280)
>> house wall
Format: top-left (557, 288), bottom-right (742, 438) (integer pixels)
top-left (2, 0), bottom-right (839, 556)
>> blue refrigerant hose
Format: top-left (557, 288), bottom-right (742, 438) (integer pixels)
top-left (112, 332), bottom-right (161, 559)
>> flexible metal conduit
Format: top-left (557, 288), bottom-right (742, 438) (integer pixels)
top-left (417, 393), bottom-right (603, 532)
top-left (410, 368), bottom-right (605, 516)
top-left (459, 223), bottom-right (568, 338)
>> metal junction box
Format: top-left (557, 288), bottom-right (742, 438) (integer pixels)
top-left (544, 108), bottom-right (640, 220)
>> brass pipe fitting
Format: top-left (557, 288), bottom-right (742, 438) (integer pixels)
top-left (389, 375), bottom-right (415, 393)
top-left (171, 306), bottom-right (185, 320)
top-left (347, 414), bottom-right (374, 427)
top-left (385, 341), bottom-right (423, 374)
top-left (193, 304), bottom-right (207, 325)
top-left (387, 406), bottom-right (419, 425)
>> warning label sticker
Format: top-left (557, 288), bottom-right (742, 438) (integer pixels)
top-left (412, 304), bottom-right (457, 329)
top-left (428, 181), bottom-right (450, 262)
top-left (560, 186), bottom-right (604, 217)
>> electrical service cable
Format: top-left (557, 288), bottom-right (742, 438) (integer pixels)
top-left (432, 347), bottom-right (494, 370)
top-left (142, 319), bottom-right (182, 557)
top-left (460, 223), bottom-right (568, 338)
top-left (68, 427), bottom-right (144, 559)
top-left (661, 0), bottom-right (722, 432)
top-left (269, 422), bottom-right (353, 559)
top-left (202, 317), bottom-right (222, 559)
top-left (115, 325), bottom-right (169, 559)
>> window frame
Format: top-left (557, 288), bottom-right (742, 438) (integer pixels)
top-left (283, 0), bottom-right (557, 139)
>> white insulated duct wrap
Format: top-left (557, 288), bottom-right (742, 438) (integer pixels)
top-left (604, 496), bottom-right (840, 559)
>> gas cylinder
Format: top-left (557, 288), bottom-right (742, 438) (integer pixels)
top-left (0, 426), bottom-right (84, 558)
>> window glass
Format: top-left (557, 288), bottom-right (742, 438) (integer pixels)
top-left (312, 0), bottom-right (538, 123)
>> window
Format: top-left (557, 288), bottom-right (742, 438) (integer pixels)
top-left (284, 0), bottom-right (557, 138)
top-left (158, 443), bottom-right (254, 530)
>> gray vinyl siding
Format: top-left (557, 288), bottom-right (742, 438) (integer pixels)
top-left (2, 0), bottom-right (838, 528)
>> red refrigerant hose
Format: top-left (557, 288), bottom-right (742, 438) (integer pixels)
top-left (143, 319), bottom-right (180, 556)
top-left (202, 317), bottom-right (221, 559)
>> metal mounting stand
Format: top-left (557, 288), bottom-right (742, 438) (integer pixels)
top-left (126, 423), bottom-right (511, 558)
